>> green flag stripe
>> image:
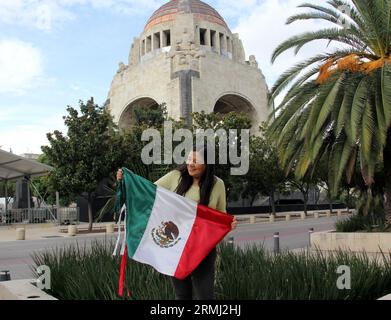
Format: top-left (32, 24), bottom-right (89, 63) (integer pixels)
top-left (121, 168), bottom-right (157, 257)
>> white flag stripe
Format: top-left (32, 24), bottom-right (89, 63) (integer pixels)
top-left (132, 186), bottom-right (198, 276)
top-left (120, 207), bottom-right (127, 256)
top-left (113, 204), bottom-right (126, 256)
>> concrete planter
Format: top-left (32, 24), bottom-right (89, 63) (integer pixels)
top-left (311, 231), bottom-right (391, 254)
top-left (0, 280), bottom-right (57, 300)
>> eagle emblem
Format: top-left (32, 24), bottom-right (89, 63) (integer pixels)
top-left (151, 221), bottom-right (181, 248)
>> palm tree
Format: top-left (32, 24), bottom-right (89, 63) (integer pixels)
top-left (268, 0), bottom-right (391, 226)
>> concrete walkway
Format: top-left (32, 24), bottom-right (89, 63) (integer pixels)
top-left (0, 224), bottom-right (61, 242)
top-left (0, 212), bottom-right (349, 242)
top-left (0, 222), bottom-right (117, 242)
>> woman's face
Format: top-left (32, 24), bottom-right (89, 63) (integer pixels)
top-left (186, 151), bottom-right (206, 179)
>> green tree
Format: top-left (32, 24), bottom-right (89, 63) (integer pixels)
top-left (133, 103), bottom-right (168, 128)
top-left (192, 111), bottom-right (252, 202)
top-left (95, 103), bottom-right (175, 222)
top-left (286, 172), bottom-right (317, 216)
top-left (268, 0), bottom-right (391, 226)
top-left (42, 98), bottom-right (124, 231)
top-left (244, 125), bottom-right (287, 214)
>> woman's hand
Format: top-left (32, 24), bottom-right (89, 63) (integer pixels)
top-left (116, 169), bottom-right (123, 181)
top-left (231, 216), bottom-right (237, 230)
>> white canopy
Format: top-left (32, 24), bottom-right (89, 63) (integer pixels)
top-left (0, 149), bottom-right (53, 181)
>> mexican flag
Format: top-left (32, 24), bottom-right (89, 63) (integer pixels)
top-left (113, 168), bottom-right (234, 297)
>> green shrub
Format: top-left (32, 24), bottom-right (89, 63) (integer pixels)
top-left (216, 242), bottom-right (391, 300)
top-left (335, 214), bottom-right (371, 232)
top-left (31, 239), bottom-right (175, 300)
top-left (32, 240), bottom-right (391, 300)
top-left (336, 213), bottom-right (388, 232)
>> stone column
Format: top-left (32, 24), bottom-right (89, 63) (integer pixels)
top-left (146, 36), bottom-right (152, 53)
top-left (222, 34), bottom-right (227, 55)
top-left (196, 27), bottom-right (200, 45)
top-left (141, 39), bottom-right (146, 56)
top-left (206, 29), bottom-right (211, 47)
top-left (227, 36), bottom-right (232, 53)
top-left (215, 32), bottom-right (220, 53)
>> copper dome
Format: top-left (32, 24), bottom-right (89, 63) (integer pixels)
top-left (144, 0), bottom-right (229, 32)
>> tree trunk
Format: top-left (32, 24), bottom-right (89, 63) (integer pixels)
top-left (328, 192), bottom-right (333, 214)
top-left (314, 187), bottom-right (320, 205)
top-left (303, 192), bottom-right (308, 216)
top-left (384, 128), bottom-right (391, 227)
top-left (88, 193), bottom-right (93, 232)
top-left (270, 191), bottom-right (276, 216)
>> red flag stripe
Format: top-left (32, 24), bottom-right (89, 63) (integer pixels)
top-left (174, 205), bottom-right (233, 280)
top-left (118, 245), bottom-right (132, 298)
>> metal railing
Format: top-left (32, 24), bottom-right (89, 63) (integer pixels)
top-left (56, 207), bottom-right (79, 226)
top-left (0, 207), bottom-right (79, 226)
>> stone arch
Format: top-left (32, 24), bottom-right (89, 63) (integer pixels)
top-left (213, 93), bottom-right (257, 121)
top-left (119, 97), bottom-right (159, 129)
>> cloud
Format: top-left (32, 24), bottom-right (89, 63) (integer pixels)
top-left (0, 39), bottom-right (47, 95)
top-left (0, 124), bottom-right (50, 155)
top-left (0, 113), bottom-right (66, 155)
top-left (0, 1), bottom-right (75, 31)
top-left (0, 0), bottom-right (166, 31)
top-left (215, 0), bottom-right (258, 20)
top-left (232, 0), bottom-right (341, 88)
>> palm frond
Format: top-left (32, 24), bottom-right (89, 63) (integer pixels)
top-left (269, 0), bottom-right (390, 195)
top-left (271, 28), bottom-right (364, 63)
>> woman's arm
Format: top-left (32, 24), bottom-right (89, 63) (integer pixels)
top-left (114, 169), bottom-right (124, 221)
top-left (216, 179), bottom-right (237, 230)
top-left (216, 180), bottom-right (227, 213)
top-left (154, 170), bottom-right (181, 191)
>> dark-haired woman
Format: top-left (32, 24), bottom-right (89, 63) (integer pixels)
top-left (116, 145), bottom-right (237, 300)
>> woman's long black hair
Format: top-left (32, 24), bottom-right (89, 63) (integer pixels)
top-left (175, 145), bottom-right (216, 206)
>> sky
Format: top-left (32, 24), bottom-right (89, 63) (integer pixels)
top-left (0, 0), bottom-right (335, 155)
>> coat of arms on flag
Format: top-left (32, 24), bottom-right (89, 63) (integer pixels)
top-left (151, 221), bottom-right (182, 248)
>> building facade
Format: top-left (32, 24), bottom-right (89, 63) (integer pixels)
top-left (107, 0), bottom-right (269, 131)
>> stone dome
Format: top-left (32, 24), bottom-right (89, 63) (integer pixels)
top-left (144, 0), bottom-right (229, 32)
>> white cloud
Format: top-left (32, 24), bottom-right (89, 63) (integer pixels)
top-left (215, 0), bottom-right (258, 19)
top-left (0, 0), bottom-right (166, 31)
top-left (232, 0), bottom-right (343, 88)
top-left (0, 39), bottom-right (47, 95)
top-left (0, 114), bottom-right (66, 155)
top-left (0, 1), bottom-right (75, 31)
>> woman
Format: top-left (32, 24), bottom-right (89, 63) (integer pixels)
top-left (117, 145), bottom-right (237, 300)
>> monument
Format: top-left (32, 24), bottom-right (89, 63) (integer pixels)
top-left (106, 0), bottom-right (269, 131)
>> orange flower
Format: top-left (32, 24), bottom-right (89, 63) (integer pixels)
top-left (337, 54), bottom-right (360, 72)
top-left (359, 58), bottom-right (385, 74)
top-left (316, 59), bottom-right (335, 84)
top-left (316, 54), bottom-right (391, 84)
